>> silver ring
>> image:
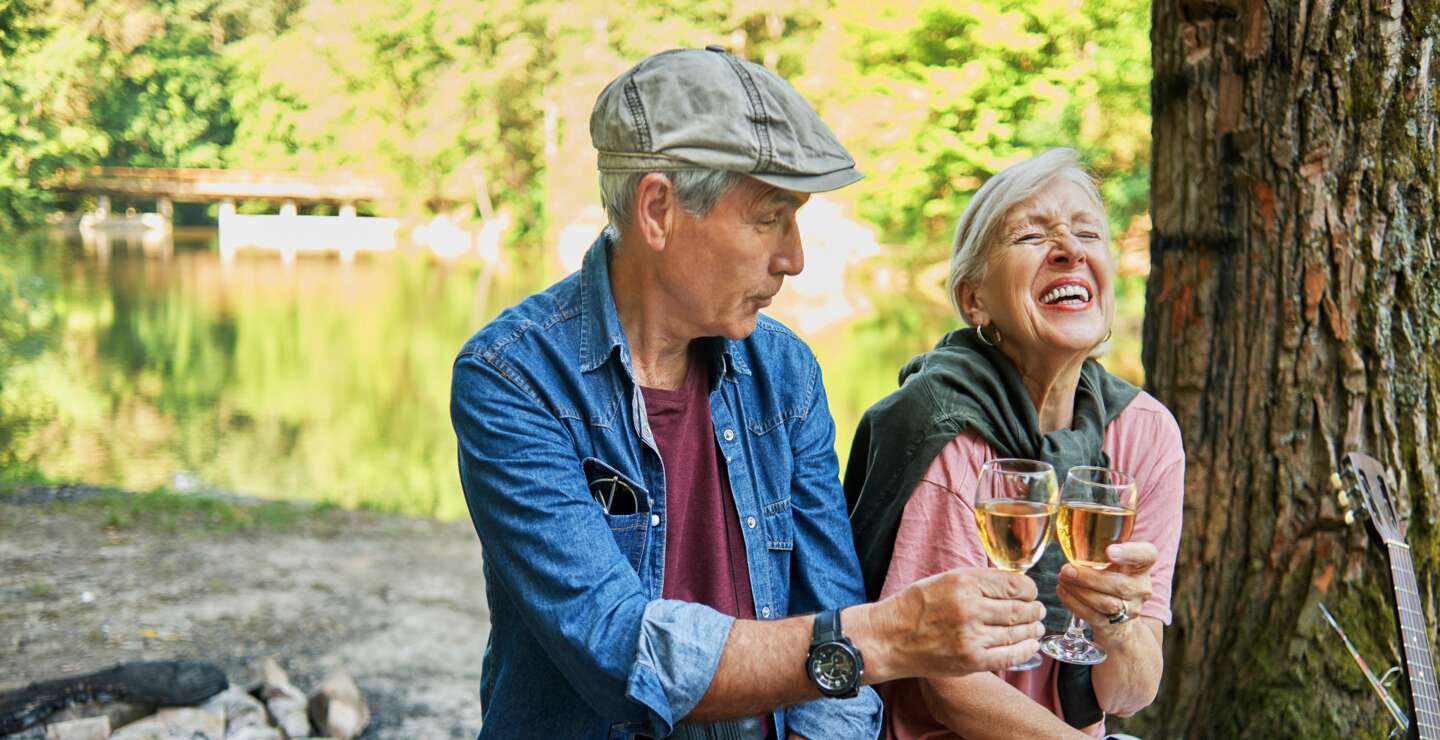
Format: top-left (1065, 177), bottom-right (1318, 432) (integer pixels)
top-left (1107, 601), bottom-right (1131, 625)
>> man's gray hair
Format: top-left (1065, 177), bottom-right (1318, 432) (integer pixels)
top-left (946, 148), bottom-right (1110, 324)
top-left (599, 169), bottom-right (744, 236)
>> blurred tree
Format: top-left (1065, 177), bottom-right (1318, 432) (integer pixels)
top-left (0, 0), bottom-right (299, 231)
top-left (1139, 1), bottom-right (1439, 736)
top-left (828, 0), bottom-right (1150, 249)
top-left (226, 0), bottom-right (555, 241)
top-left (0, 1), bottom-right (109, 232)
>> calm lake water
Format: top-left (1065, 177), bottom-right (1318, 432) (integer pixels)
top-left (1, 227), bottom-right (1145, 520)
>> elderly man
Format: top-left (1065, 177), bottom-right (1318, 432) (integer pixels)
top-left (450, 47), bottom-right (1046, 739)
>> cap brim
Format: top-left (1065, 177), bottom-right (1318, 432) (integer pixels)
top-left (750, 167), bottom-right (864, 194)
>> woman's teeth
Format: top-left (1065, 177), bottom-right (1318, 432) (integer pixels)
top-left (1040, 284), bottom-right (1091, 305)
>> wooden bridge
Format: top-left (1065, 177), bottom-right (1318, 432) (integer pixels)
top-left (48, 167), bottom-right (403, 262)
top-left (48, 167), bottom-right (386, 206)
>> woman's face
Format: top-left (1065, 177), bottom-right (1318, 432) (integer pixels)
top-left (961, 178), bottom-right (1115, 367)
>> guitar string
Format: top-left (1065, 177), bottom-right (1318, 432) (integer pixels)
top-left (1395, 549), bottom-right (1437, 733)
top-left (1394, 541), bottom-right (1438, 730)
top-left (1386, 477), bottom-right (1440, 735)
top-left (1403, 551), bottom-right (1440, 734)
top-left (1367, 466), bottom-right (1439, 736)
top-left (1392, 543), bottom-right (1440, 735)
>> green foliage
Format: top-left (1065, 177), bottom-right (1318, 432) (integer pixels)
top-left (832, 0), bottom-right (1150, 249)
top-left (0, 0), bottom-right (300, 231)
top-left (89, 5), bottom-right (237, 168)
top-left (0, 2), bottom-right (107, 231)
top-left (226, 0), bottom-right (557, 236)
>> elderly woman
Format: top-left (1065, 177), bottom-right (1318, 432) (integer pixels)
top-left (844, 149), bottom-right (1184, 738)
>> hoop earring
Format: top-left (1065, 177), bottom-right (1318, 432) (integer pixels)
top-left (977, 323), bottom-right (1000, 347)
top-left (1101, 329), bottom-right (1112, 343)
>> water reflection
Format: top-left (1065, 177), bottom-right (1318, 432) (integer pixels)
top-left (3, 230), bottom-right (525, 520)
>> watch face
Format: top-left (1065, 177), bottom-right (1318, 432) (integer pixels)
top-left (810, 643), bottom-right (857, 692)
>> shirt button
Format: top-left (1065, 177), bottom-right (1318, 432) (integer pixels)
top-left (650, 514), bottom-right (661, 527)
top-left (761, 606), bottom-right (771, 618)
top-left (722, 428), bottom-right (735, 442)
top-left (746, 516), bottom-right (757, 529)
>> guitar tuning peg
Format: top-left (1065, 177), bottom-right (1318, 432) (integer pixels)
top-left (1330, 473), bottom-right (1344, 491)
top-left (1344, 509), bottom-right (1356, 526)
top-left (1337, 490), bottom-right (1351, 508)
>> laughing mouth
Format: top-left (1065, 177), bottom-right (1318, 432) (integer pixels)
top-left (1039, 283), bottom-right (1092, 305)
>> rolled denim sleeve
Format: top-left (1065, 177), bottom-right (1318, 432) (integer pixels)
top-left (780, 356), bottom-right (882, 737)
top-left (784, 688), bottom-right (882, 739)
top-left (629, 600), bottom-right (736, 730)
top-left (452, 350), bottom-right (730, 737)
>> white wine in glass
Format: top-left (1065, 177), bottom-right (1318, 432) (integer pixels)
top-left (1055, 502), bottom-right (1136, 569)
top-left (973, 459), bottom-right (1058, 671)
top-left (1040, 466), bottom-right (1138, 666)
top-left (975, 500), bottom-right (1054, 572)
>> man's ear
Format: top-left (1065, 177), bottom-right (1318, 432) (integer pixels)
top-left (632, 173), bottom-right (677, 253)
top-left (957, 282), bottom-right (989, 327)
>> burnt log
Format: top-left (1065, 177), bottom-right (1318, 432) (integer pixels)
top-left (0, 661), bottom-right (227, 734)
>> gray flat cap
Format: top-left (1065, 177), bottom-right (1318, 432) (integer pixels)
top-left (590, 47), bottom-right (863, 193)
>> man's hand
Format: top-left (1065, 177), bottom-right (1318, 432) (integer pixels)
top-left (849, 567), bottom-right (1046, 683)
top-left (1055, 542), bottom-right (1157, 640)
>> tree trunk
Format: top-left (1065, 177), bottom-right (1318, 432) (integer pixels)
top-left (1139, 0), bottom-right (1439, 736)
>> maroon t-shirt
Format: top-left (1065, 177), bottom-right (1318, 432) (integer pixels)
top-left (641, 353), bottom-right (756, 619)
top-left (643, 351), bottom-right (775, 736)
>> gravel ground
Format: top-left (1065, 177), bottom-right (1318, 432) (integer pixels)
top-left (0, 488), bottom-right (489, 739)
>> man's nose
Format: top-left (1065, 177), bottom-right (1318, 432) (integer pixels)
top-left (775, 216), bottom-right (805, 276)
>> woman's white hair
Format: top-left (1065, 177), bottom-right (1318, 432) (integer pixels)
top-left (946, 148), bottom-right (1110, 324)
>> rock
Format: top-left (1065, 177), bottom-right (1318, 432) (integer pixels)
top-left (108, 716), bottom-right (166, 740)
top-left (305, 671), bottom-right (368, 740)
top-left (221, 727), bottom-right (282, 740)
top-left (109, 708), bottom-right (224, 740)
top-left (199, 685), bottom-right (268, 735)
top-left (45, 701), bottom-right (152, 731)
top-left (44, 716), bottom-right (110, 740)
top-left (265, 697), bottom-right (309, 740)
top-left (251, 659), bottom-right (309, 739)
top-left (252, 660), bottom-right (299, 703)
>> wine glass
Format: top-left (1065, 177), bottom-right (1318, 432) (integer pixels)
top-left (973, 458), bottom-right (1059, 671)
top-left (1039, 466), bottom-right (1138, 665)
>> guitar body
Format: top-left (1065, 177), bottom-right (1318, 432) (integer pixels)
top-left (1343, 452), bottom-right (1440, 740)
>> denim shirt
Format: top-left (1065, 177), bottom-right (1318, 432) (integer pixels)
top-left (450, 232), bottom-right (881, 739)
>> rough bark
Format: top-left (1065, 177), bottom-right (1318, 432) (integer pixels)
top-left (1138, 0), bottom-right (1440, 736)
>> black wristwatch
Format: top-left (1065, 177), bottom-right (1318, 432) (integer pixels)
top-left (806, 608), bottom-right (863, 699)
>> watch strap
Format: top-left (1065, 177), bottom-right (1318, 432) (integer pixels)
top-left (812, 608), bottom-right (843, 644)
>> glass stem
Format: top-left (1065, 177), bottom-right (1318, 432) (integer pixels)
top-left (1066, 614), bottom-right (1088, 641)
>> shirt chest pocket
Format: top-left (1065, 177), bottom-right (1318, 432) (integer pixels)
top-left (761, 496), bottom-right (793, 552)
top-left (583, 457), bottom-right (651, 571)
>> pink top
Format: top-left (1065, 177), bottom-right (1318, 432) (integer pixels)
top-left (877, 391), bottom-right (1185, 739)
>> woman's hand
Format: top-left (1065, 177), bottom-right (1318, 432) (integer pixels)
top-left (1058, 542), bottom-right (1165, 716)
top-left (1055, 542), bottom-right (1156, 642)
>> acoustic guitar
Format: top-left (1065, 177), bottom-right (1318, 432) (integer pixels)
top-left (1336, 451), bottom-right (1440, 739)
